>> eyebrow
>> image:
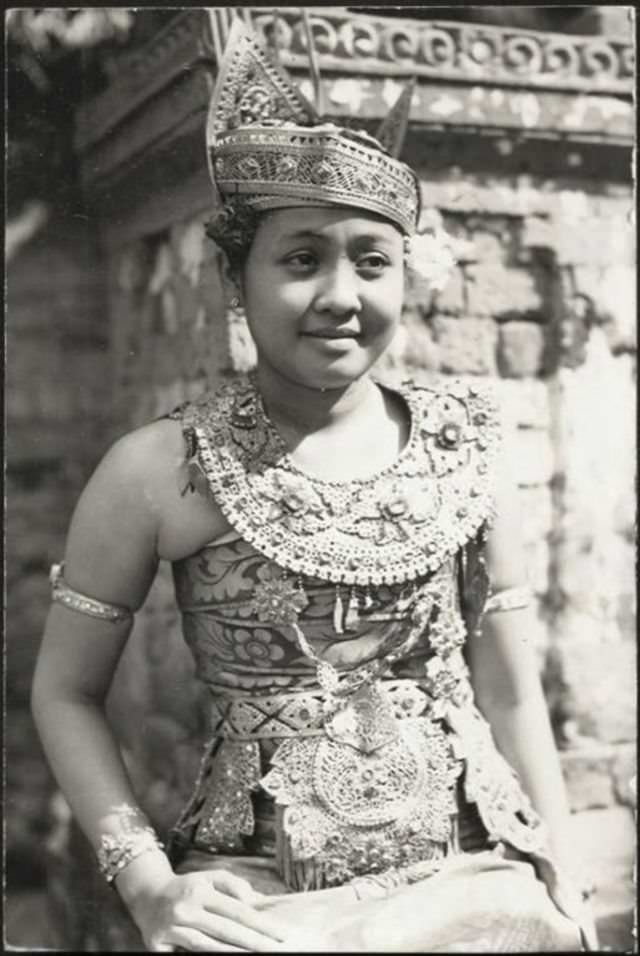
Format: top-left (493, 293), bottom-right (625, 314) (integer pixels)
top-left (276, 229), bottom-right (397, 245)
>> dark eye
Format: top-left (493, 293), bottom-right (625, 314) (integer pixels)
top-left (357, 252), bottom-right (390, 275)
top-left (285, 252), bottom-right (317, 272)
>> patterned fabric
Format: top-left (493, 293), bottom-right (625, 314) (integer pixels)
top-left (166, 376), bottom-right (594, 949)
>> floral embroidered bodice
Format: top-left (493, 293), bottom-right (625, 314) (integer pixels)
top-left (167, 375), bottom-right (559, 898)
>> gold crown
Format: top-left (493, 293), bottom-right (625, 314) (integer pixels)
top-left (206, 19), bottom-right (420, 236)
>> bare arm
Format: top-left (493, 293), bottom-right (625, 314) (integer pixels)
top-left (32, 425), bottom-right (163, 845)
top-left (466, 458), bottom-right (574, 872)
top-left (31, 420), bottom-right (289, 951)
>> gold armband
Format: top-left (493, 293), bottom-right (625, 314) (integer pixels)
top-left (484, 585), bottom-right (532, 614)
top-left (50, 563), bottom-right (133, 623)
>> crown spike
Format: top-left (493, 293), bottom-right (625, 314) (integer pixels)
top-left (206, 16), bottom-right (319, 149)
top-left (374, 78), bottom-right (416, 159)
top-left (301, 9), bottom-right (327, 117)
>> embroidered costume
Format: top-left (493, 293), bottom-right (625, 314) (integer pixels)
top-left (163, 375), bottom-right (592, 950)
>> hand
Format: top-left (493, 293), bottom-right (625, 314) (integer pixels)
top-left (123, 866), bottom-right (291, 952)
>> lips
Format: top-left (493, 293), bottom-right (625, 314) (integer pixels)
top-left (303, 327), bottom-right (361, 340)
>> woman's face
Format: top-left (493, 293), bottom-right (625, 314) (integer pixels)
top-left (239, 206), bottom-right (405, 391)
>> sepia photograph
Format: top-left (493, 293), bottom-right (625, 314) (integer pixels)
top-left (5, 6), bottom-right (636, 951)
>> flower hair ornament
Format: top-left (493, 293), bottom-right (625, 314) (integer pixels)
top-left (204, 16), bottom-right (421, 255)
top-left (403, 211), bottom-right (474, 293)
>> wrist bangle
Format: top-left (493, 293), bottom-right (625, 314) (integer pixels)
top-left (97, 826), bottom-right (165, 884)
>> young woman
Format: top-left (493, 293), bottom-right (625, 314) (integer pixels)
top-left (32, 21), bottom-right (596, 953)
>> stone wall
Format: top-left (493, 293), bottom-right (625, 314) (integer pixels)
top-left (5, 213), bottom-right (112, 935)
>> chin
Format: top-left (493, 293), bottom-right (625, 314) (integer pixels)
top-left (299, 361), bottom-right (372, 392)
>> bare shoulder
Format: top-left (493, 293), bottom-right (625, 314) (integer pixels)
top-left (74, 417), bottom-right (187, 525)
top-left (62, 417), bottom-right (225, 607)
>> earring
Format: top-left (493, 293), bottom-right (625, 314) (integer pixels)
top-left (229, 295), bottom-right (240, 309)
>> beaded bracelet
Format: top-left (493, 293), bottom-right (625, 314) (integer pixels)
top-left (50, 563), bottom-right (133, 623)
top-left (97, 826), bottom-right (165, 883)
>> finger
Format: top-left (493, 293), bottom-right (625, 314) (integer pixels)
top-left (185, 911), bottom-right (288, 952)
top-left (202, 895), bottom-right (290, 941)
top-left (208, 870), bottom-right (265, 905)
top-left (164, 926), bottom-right (248, 952)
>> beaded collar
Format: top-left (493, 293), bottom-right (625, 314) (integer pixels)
top-left (173, 375), bottom-right (500, 588)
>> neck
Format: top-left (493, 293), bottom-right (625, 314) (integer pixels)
top-left (254, 365), bottom-right (377, 435)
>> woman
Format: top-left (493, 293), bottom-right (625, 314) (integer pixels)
top-left (32, 20), bottom-right (596, 953)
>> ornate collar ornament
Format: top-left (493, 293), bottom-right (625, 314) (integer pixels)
top-left (205, 18), bottom-right (421, 236)
top-left (175, 375), bottom-right (500, 591)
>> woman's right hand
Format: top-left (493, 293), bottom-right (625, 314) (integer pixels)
top-left (118, 857), bottom-right (291, 952)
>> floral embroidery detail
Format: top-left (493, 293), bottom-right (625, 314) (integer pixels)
top-left (263, 472), bottom-right (327, 532)
top-left (252, 565), bottom-right (309, 625)
top-left (235, 628), bottom-right (286, 664)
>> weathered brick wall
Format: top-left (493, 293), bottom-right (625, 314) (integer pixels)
top-left (6, 214), bottom-right (112, 919)
top-left (8, 98), bottom-right (635, 956)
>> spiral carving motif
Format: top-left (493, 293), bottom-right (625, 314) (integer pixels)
top-left (252, 13), bottom-right (292, 54)
top-left (380, 26), bottom-right (419, 63)
top-left (293, 17), bottom-right (338, 57)
top-left (468, 37), bottom-right (497, 66)
top-left (244, 10), bottom-right (631, 93)
top-left (503, 35), bottom-right (543, 75)
top-left (581, 39), bottom-right (620, 79)
top-left (543, 39), bottom-right (581, 78)
top-left (340, 20), bottom-right (379, 59)
top-left (420, 28), bottom-right (457, 68)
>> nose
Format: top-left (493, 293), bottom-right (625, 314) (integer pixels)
top-left (314, 260), bottom-right (362, 315)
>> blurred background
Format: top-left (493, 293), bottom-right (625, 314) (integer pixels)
top-left (5, 6), bottom-right (636, 950)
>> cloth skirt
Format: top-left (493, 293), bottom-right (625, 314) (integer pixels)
top-left (176, 846), bottom-right (589, 952)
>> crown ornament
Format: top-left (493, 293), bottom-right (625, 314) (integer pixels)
top-left (206, 18), bottom-right (420, 236)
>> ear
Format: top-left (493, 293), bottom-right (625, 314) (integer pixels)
top-left (214, 245), bottom-right (241, 300)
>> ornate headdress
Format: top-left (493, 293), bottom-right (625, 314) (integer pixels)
top-left (205, 18), bottom-right (421, 240)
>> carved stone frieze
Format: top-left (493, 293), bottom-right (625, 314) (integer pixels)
top-left (247, 8), bottom-right (633, 95)
top-left (74, 7), bottom-right (633, 194)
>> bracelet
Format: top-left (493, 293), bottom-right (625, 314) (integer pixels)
top-left (50, 562), bottom-right (133, 623)
top-left (484, 585), bottom-right (532, 614)
top-left (97, 826), bottom-right (165, 883)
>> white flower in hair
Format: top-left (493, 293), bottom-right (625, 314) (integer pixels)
top-left (404, 210), bottom-right (473, 292)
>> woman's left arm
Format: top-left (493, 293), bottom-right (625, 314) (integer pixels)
top-left (466, 458), bottom-right (575, 874)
